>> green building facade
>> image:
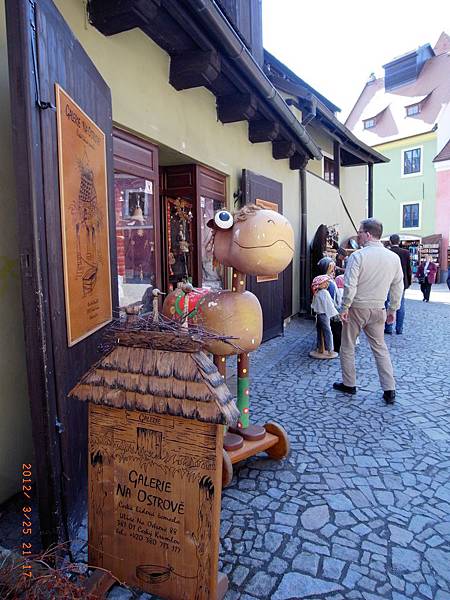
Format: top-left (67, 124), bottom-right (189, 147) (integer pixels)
top-left (373, 132), bottom-right (437, 238)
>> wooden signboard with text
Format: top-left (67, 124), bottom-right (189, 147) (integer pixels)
top-left (88, 405), bottom-right (224, 600)
top-left (56, 85), bottom-right (112, 346)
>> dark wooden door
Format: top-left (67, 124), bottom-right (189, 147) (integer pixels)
top-left (6, 0), bottom-right (117, 546)
top-left (241, 169), bottom-right (291, 341)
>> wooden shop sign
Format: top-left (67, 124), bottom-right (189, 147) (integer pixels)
top-left (55, 85), bottom-right (112, 346)
top-left (88, 404), bottom-right (224, 600)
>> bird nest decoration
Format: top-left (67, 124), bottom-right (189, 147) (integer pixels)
top-left (69, 292), bottom-right (240, 426)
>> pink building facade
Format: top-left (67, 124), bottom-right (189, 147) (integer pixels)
top-left (433, 140), bottom-right (450, 280)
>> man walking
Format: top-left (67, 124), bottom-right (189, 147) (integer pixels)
top-left (384, 233), bottom-right (412, 335)
top-left (333, 219), bottom-right (404, 404)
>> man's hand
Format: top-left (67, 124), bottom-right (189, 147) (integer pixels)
top-left (386, 311), bottom-right (395, 325)
top-left (340, 309), bottom-right (349, 323)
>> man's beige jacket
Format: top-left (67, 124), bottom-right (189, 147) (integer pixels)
top-left (341, 241), bottom-right (404, 312)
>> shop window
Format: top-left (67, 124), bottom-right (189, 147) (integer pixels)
top-left (113, 129), bottom-right (160, 307)
top-left (115, 175), bottom-right (156, 303)
top-left (402, 147), bottom-right (422, 175)
top-left (402, 203), bottom-right (420, 228)
top-left (200, 196), bottom-right (225, 289)
top-left (324, 156), bottom-right (335, 185)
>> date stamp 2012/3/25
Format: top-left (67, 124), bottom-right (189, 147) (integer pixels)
top-left (21, 463), bottom-right (33, 578)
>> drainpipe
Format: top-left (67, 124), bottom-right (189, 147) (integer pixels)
top-left (189, 0), bottom-right (322, 160)
top-left (299, 167), bottom-right (309, 314)
top-left (368, 163), bottom-right (374, 217)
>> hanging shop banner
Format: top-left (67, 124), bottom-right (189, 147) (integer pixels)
top-left (55, 84), bottom-right (112, 346)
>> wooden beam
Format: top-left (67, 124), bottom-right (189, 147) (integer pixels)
top-left (248, 119), bottom-right (280, 143)
top-left (169, 50), bottom-right (221, 90)
top-left (217, 93), bottom-right (258, 123)
top-left (88, 0), bottom-right (161, 36)
top-left (289, 152), bottom-right (309, 170)
top-left (272, 140), bottom-right (296, 160)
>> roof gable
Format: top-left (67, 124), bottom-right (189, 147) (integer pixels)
top-left (433, 138), bottom-right (450, 163)
top-left (346, 51), bottom-right (450, 145)
top-left (434, 32), bottom-right (450, 56)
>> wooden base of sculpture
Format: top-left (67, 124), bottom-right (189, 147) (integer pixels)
top-left (222, 422), bottom-right (289, 487)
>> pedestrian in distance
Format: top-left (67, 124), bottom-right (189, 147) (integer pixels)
top-left (309, 274), bottom-right (339, 360)
top-left (333, 218), bottom-right (404, 404)
top-left (384, 233), bottom-right (412, 335)
top-left (416, 254), bottom-right (437, 302)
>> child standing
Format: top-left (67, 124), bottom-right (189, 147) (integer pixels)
top-left (310, 274), bottom-right (339, 359)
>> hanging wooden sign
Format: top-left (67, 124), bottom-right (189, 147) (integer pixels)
top-left (88, 405), bottom-right (224, 600)
top-left (55, 84), bottom-right (112, 346)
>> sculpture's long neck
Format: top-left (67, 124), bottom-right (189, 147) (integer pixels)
top-left (232, 268), bottom-right (246, 294)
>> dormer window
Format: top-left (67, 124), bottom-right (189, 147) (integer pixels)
top-left (406, 103), bottom-right (420, 116)
top-left (363, 118), bottom-right (376, 129)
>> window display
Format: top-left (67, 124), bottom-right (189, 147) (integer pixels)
top-left (165, 197), bottom-right (194, 291)
top-left (114, 174), bottom-right (156, 305)
top-left (200, 196), bottom-right (224, 289)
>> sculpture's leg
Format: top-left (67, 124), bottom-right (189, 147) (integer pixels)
top-left (216, 354), bottom-right (244, 452)
top-left (237, 352), bottom-right (250, 428)
top-left (230, 353), bottom-right (265, 441)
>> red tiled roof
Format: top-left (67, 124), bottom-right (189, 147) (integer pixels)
top-left (346, 34), bottom-right (450, 145)
top-left (433, 139), bottom-right (450, 162)
top-left (434, 32), bottom-right (450, 56)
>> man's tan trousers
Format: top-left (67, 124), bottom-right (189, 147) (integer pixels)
top-left (340, 307), bottom-right (395, 391)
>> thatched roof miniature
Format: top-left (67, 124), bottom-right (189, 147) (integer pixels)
top-left (69, 341), bottom-right (239, 426)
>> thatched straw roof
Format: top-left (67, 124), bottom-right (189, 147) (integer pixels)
top-left (69, 344), bottom-right (239, 426)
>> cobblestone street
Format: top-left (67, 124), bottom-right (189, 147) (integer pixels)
top-left (103, 285), bottom-right (450, 599)
top-left (214, 286), bottom-right (450, 600)
top-left (1, 287), bottom-right (449, 599)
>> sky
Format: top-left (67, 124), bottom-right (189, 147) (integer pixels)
top-left (262, 0), bottom-right (450, 122)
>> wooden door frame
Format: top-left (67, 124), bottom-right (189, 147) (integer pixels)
top-left (6, 0), bottom-right (66, 546)
top-left (6, 0), bottom-right (118, 547)
top-left (241, 169), bottom-right (290, 341)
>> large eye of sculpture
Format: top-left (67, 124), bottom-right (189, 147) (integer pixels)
top-left (214, 210), bottom-right (234, 229)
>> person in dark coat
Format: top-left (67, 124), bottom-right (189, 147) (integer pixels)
top-left (417, 254), bottom-right (438, 302)
top-left (384, 234), bottom-right (412, 334)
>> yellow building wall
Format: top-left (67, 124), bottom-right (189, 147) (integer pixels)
top-left (307, 166), bottom-right (365, 244)
top-left (54, 0), bottom-right (302, 312)
top-left (0, 3), bottom-right (33, 503)
top-left (340, 164), bottom-right (367, 235)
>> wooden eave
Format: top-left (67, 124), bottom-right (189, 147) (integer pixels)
top-left (282, 87), bottom-right (388, 167)
top-left (88, 0), bottom-right (320, 168)
top-left (264, 53), bottom-right (389, 167)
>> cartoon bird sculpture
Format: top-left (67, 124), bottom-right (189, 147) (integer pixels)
top-left (163, 204), bottom-right (294, 453)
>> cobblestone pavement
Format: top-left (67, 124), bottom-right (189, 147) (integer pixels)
top-left (1, 287), bottom-right (449, 599)
top-left (102, 287), bottom-right (450, 599)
